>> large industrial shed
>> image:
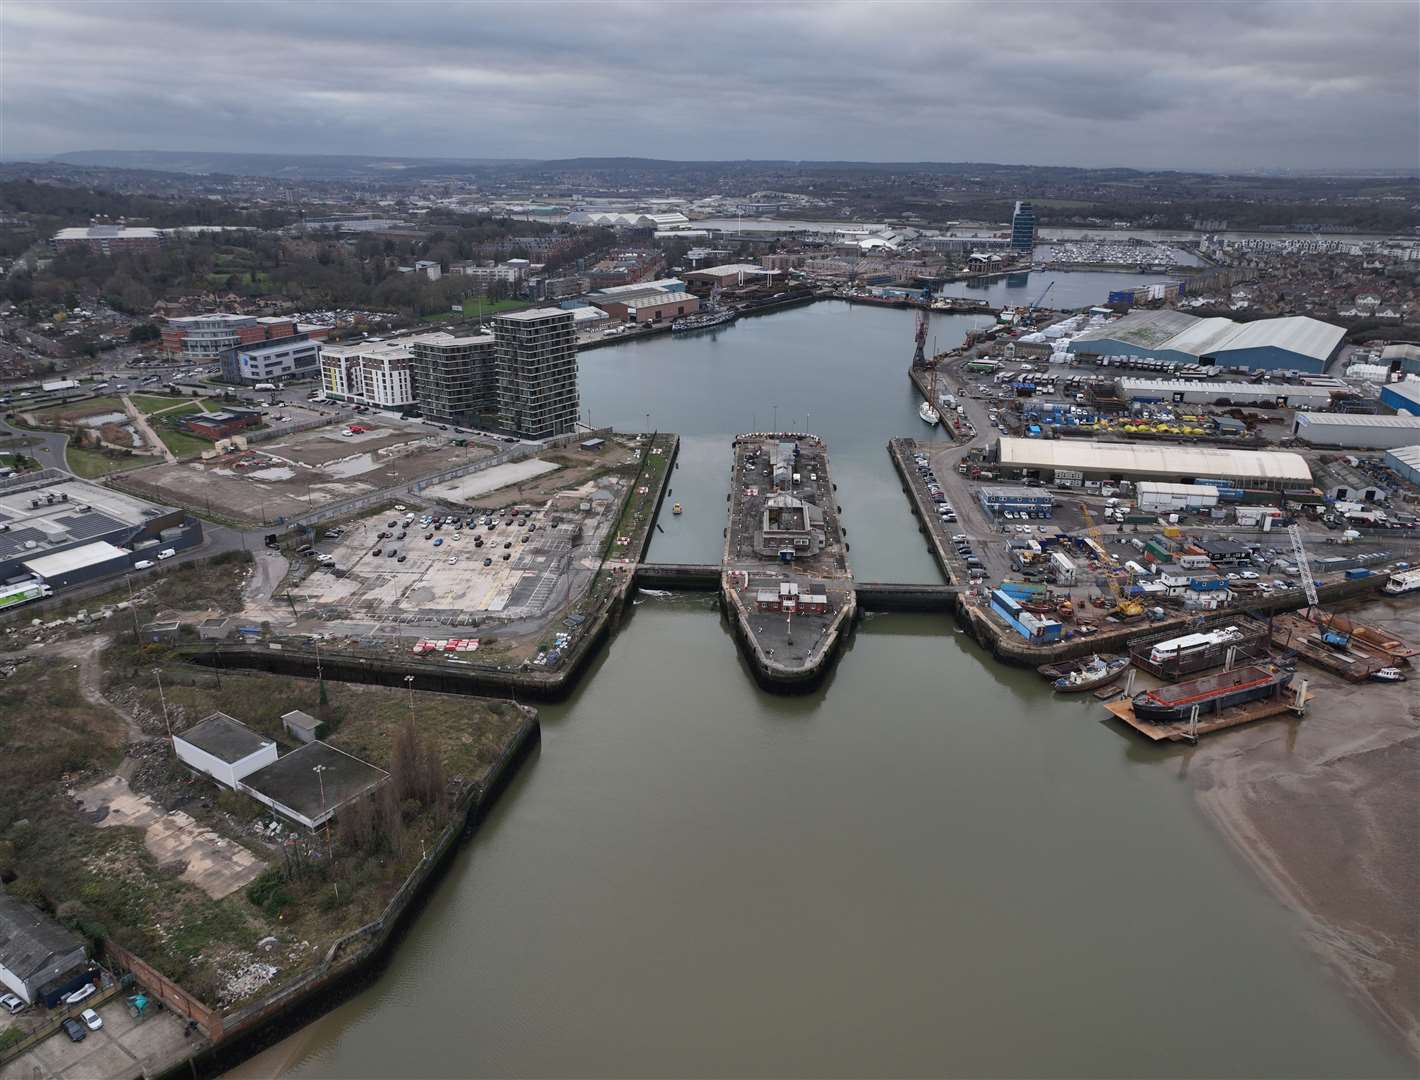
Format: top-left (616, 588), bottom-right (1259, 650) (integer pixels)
top-left (1118, 378), bottom-right (1335, 409)
top-left (1068, 311), bottom-right (1345, 373)
top-left (1380, 380), bottom-right (1420, 416)
top-left (1292, 412), bottom-right (1420, 449)
top-left (993, 436), bottom-right (1310, 490)
top-left (1384, 445), bottom-right (1420, 486)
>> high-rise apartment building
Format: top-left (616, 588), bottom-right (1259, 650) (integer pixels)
top-left (411, 331), bottom-right (497, 426)
top-left (492, 308), bottom-right (578, 439)
top-left (318, 340), bottom-right (418, 409)
top-left (1011, 201), bottom-right (1038, 250)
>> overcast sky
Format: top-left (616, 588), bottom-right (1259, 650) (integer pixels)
top-left (2, 0), bottom-right (1416, 171)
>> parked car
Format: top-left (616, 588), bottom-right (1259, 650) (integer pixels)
top-left (81, 1008), bottom-right (103, 1031)
top-left (434, 538), bottom-right (444, 547)
top-left (156, 548), bottom-right (176, 560)
top-left (483, 557), bottom-right (493, 567)
top-left (61, 1017), bottom-right (87, 1043)
top-left (0, 993), bottom-right (25, 1015)
top-left (133, 559), bottom-right (155, 570)
top-left (371, 548), bottom-right (382, 557)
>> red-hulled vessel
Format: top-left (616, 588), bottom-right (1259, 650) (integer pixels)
top-left (1131, 664), bottom-right (1293, 724)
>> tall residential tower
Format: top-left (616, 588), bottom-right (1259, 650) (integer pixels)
top-left (1011, 200), bottom-right (1038, 250)
top-left (493, 308), bottom-right (578, 439)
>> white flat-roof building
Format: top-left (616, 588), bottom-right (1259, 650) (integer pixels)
top-left (319, 339), bottom-right (418, 408)
top-left (995, 436), bottom-right (1311, 489)
top-left (1293, 412), bottom-right (1420, 449)
top-left (174, 713), bottom-right (279, 789)
top-left (1118, 378), bottom-right (1336, 410)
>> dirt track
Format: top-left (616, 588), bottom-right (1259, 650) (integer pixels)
top-left (1187, 594), bottom-right (1419, 1060)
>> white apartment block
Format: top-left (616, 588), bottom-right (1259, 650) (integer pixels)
top-left (319, 340), bottom-right (418, 408)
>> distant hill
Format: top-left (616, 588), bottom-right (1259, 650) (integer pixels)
top-left (50, 149), bottom-right (528, 180)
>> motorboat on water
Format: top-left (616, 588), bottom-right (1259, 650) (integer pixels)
top-left (919, 400), bottom-right (941, 425)
top-left (672, 502), bottom-right (683, 515)
top-left (1051, 654), bottom-right (1129, 693)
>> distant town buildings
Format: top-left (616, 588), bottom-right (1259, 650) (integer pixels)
top-left (493, 308), bottom-right (579, 439)
top-left (1011, 201), bottom-right (1038, 250)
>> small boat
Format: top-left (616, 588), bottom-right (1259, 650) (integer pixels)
top-left (919, 400), bottom-right (940, 425)
top-left (1052, 654), bottom-right (1129, 693)
top-left (1370, 667), bottom-right (1408, 683)
top-left (671, 502), bottom-right (683, 515)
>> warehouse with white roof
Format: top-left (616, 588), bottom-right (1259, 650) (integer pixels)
top-left (1292, 412), bottom-right (1420, 450)
top-left (1117, 378), bottom-right (1337, 410)
top-left (1068, 311), bottom-right (1346, 373)
top-left (992, 436), bottom-right (1311, 489)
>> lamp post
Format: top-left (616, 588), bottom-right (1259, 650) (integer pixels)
top-left (403, 674), bottom-right (415, 721)
top-left (153, 669), bottom-right (172, 742)
top-left (312, 763), bottom-right (333, 863)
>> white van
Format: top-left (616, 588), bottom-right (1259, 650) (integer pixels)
top-left (156, 548), bottom-right (176, 560)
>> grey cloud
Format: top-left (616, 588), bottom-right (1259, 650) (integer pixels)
top-left (0, 0), bottom-right (1415, 169)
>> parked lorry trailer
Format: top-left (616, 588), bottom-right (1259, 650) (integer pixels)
top-left (0, 580), bottom-right (54, 609)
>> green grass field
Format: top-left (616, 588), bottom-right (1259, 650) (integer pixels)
top-left (460, 297), bottom-right (531, 317)
top-left (66, 445), bottom-right (151, 479)
top-left (129, 393), bottom-right (194, 415)
top-left (154, 427), bottom-right (214, 460)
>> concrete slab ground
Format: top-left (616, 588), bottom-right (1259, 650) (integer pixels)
top-left (0, 996), bottom-right (196, 1080)
top-left (125, 422), bottom-right (496, 524)
top-left (421, 458), bottom-right (559, 502)
top-left (292, 498), bottom-right (604, 624)
top-left (77, 776), bottom-right (266, 899)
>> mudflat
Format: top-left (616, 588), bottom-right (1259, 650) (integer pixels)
top-left (1189, 595), bottom-right (1419, 1059)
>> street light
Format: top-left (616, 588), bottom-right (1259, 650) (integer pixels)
top-left (153, 669), bottom-right (172, 742)
top-left (403, 674), bottom-right (415, 720)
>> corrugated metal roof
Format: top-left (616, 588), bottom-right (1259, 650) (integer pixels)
top-left (1295, 412), bottom-right (1420, 429)
top-left (1384, 444), bottom-right (1420, 470)
top-left (1137, 481), bottom-right (1221, 495)
top-left (21, 539), bottom-right (129, 578)
top-left (996, 437), bottom-right (1311, 483)
top-left (1069, 312), bottom-right (1345, 365)
top-left (1069, 309), bottom-right (1200, 350)
top-left (1149, 316), bottom-right (1238, 358)
top-left (1119, 378), bottom-right (1332, 400)
top-left (1208, 316), bottom-right (1345, 363)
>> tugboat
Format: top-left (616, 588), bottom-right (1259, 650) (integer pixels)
top-left (1370, 667), bottom-right (1408, 683)
top-left (1131, 664), bottom-right (1293, 724)
top-left (1051, 654), bottom-right (1130, 693)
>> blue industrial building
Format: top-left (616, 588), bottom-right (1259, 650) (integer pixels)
top-left (1380, 380), bottom-right (1420, 416)
top-left (1068, 311), bottom-right (1345, 373)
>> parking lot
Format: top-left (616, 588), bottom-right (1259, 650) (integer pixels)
top-left (289, 486), bottom-right (623, 628)
top-left (0, 994), bottom-right (194, 1080)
